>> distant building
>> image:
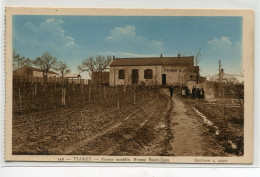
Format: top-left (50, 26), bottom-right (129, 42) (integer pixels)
top-left (91, 71), bottom-right (109, 85)
top-left (64, 73), bottom-right (83, 84)
top-left (13, 66), bottom-right (59, 79)
top-left (109, 54), bottom-right (201, 86)
top-left (209, 69), bottom-right (238, 83)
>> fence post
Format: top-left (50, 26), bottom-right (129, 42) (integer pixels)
top-left (104, 86), bottom-right (106, 99)
top-left (34, 83), bottom-right (37, 96)
top-left (61, 88), bottom-right (66, 106)
top-left (81, 83), bottom-right (84, 94)
top-left (23, 79), bottom-right (26, 92)
top-left (19, 87), bottom-right (22, 111)
top-left (89, 86), bottom-right (91, 101)
top-left (134, 88), bottom-right (136, 104)
top-left (61, 88), bottom-right (63, 105)
top-left (80, 110), bottom-right (83, 130)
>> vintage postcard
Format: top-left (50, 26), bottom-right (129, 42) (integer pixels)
top-left (5, 8), bottom-right (254, 163)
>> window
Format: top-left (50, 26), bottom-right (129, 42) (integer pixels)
top-left (118, 69), bottom-right (125, 79)
top-left (144, 69), bottom-right (153, 79)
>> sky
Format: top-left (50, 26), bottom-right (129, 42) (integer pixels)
top-left (12, 15), bottom-right (243, 79)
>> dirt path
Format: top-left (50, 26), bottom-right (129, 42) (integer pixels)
top-left (162, 89), bottom-right (224, 156)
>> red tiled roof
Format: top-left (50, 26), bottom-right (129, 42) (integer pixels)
top-left (110, 56), bottom-right (194, 66)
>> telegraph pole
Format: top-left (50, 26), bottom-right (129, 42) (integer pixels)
top-left (218, 60), bottom-right (222, 99)
top-left (218, 60), bottom-right (222, 82)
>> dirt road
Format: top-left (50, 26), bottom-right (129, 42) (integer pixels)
top-left (162, 88), bottom-right (224, 156)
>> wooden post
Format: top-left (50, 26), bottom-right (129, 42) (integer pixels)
top-left (80, 110), bottom-right (83, 130)
top-left (124, 85), bottom-right (126, 93)
top-left (89, 86), bottom-right (91, 101)
top-left (134, 88), bottom-right (136, 104)
top-left (81, 83), bottom-right (84, 94)
top-left (62, 88), bottom-right (66, 106)
top-left (104, 86), bottom-right (106, 99)
top-left (23, 79), bottom-right (26, 93)
top-left (19, 87), bottom-right (22, 110)
top-left (34, 83), bottom-right (37, 96)
top-left (61, 88), bottom-right (63, 105)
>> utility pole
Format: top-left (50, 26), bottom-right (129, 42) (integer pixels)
top-left (218, 60), bottom-right (222, 82)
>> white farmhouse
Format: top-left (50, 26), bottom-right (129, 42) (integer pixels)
top-left (109, 54), bottom-right (200, 86)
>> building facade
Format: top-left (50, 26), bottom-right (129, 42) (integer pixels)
top-left (13, 66), bottom-right (59, 79)
top-left (91, 71), bottom-right (110, 85)
top-left (109, 54), bottom-right (200, 86)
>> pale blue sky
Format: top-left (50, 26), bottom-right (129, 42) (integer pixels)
top-left (13, 15), bottom-right (242, 79)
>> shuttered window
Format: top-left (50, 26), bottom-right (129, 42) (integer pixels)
top-left (144, 69), bottom-right (153, 79)
top-left (118, 69), bottom-right (125, 79)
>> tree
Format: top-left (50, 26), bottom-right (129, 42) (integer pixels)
top-left (193, 48), bottom-right (203, 66)
top-left (78, 55), bottom-right (112, 79)
top-left (21, 58), bottom-right (32, 67)
top-left (13, 49), bottom-right (25, 70)
top-left (54, 61), bottom-right (71, 78)
top-left (179, 47), bottom-right (203, 66)
top-left (33, 52), bottom-right (57, 81)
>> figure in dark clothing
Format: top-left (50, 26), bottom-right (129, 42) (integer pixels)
top-left (185, 88), bottom-right (190, 98)
top-left (201, 88), bottom-right (205, 99)
top-left (196, 88), bottom-right (201, 99)
top-left (192, 86), bottom-right (196, 99)
top-left (169, 86), bottom-right (174, 98)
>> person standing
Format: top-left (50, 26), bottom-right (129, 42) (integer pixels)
top-left (201, 88), bottom-right (205, 99)
top-left (192, 86), bottom-right (196, 99)
top-left (185, 88), bottom-right (189, 98)
top-left (169, 85), bottom-right (174, 98)
top-left (196, 88), bottom-right (200, 99)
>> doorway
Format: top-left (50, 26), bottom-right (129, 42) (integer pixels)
top-left (132, 69), bottom-right (139, 84)
top-left (162, 74), bottom-right (166, 86)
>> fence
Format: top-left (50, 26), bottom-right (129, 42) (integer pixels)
top-left (12, 78), bottom-right (161, 114)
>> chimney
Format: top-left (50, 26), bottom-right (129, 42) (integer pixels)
top-left (113, 56), bottom-right (115, 60)
top-left (160, 54), bottom-right (163, 58)
top-left (178, 54), bottom-right (180, 58)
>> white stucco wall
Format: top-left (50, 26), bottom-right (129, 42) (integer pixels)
top-left (32, 71), bottom-right (59, 78)
top-left (161, 66), bottom-right (192, 86)
top-left (33, 71), bottom-right (43, 77)
top-left (109, 65), bottom-right (194, 86)
top-left (109, 65), bottom-right (161, 86)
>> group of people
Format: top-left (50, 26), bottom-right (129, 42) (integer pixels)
top-left (168, 85), bottom-right (205, 99)
top-left (191, 86), bottom-right (205, 99)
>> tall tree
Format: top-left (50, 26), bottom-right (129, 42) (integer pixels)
top-left (13, 49), bottom-right (25, 70)
top-left (54, 61), bottom-right (71, 78)
top-left (193, 48), bottom-right (203, 66)
top-left (33, 52), bottom-right (57, 81)
top-left (21, 58), bottom-right (32, 67)
top-left (78, 55), bottom-right (112, 79)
